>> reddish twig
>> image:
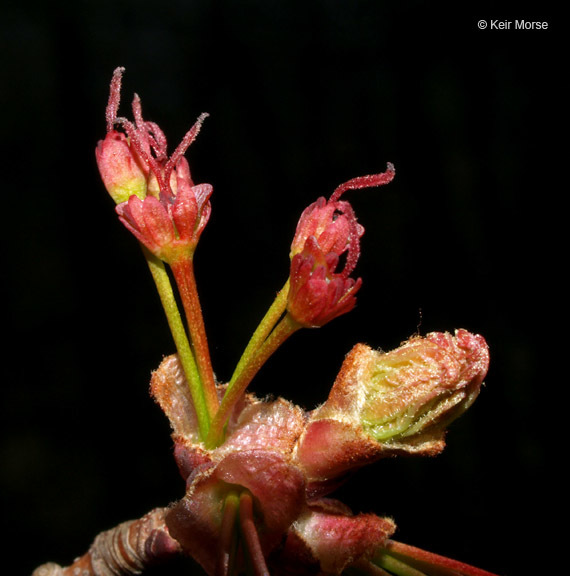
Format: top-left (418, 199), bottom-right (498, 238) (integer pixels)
top-left (32, 508), bottom-right (181, 576)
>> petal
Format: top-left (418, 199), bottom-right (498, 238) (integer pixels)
top-left (291, 198), bottom-right (336, 257)
top-left (172, 182), bottom-right (198, 243)
top-left (116, 196), bottom-right (156, 249)
top-left (192, 183), bottom-right (214, 211)
top-left (142, 196), bottom-right (176, 248)
top-left (190, 183), bottom-right (213, 238)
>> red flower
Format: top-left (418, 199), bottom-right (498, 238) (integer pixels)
top-left (291, 164), bottom-right (395, 262)
top-left (115, 163), bottom-right (213, 263)
top-left (287, 235), bottom-right (362, 328)
top-left (287, 165), bottom-right (395, 328)
top-left (95, 68), bottom-right (211, 261)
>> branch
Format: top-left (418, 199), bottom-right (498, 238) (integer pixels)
top-left (32, 508), bottom-right (182, 576)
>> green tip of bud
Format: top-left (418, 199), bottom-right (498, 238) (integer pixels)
top-left (323, 330), bottom-right (489, 447)
top-left (295, 330), bottom-right (489, 487)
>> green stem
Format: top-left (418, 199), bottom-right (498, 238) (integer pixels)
top-left (206, 313), bottom-right (301, 448)
top-left (374, 554), bottom-right (428, 576)
top-left (216, 492), bottom-right (240, 576)
top-left (170, 258), bottom-right (219, 420)
top-left (382, 540), bottom-right (500, 576)
top-left (230, 279), bottom-right (290, 386)
top-left (143, 247), bottom-right (210, 439)
top-left (349, 559), bottom-right (392, 576)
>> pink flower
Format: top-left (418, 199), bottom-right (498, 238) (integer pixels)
top-left (95, 68), bottom-right (211, 261)
top-left (287, 235), bottom-right (362, 328)
top-left (287, 165), bottom-right (395, 328)
top-left (115, 164), bottom-right (212, 263)
top-left (290, 164), bottom-right (396, 262)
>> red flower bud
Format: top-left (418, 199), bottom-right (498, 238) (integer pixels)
top-left (95, 130), bottom-right (148, 204)
top-left (287, 165), bottom-right (395, 328)
top-left (287, 236), bottom-right (362, 328)
top-left (290, 164), bottom-right (395, 264)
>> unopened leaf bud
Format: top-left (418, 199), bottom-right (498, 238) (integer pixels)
top-left (296, 330), bottom-right (489, 485)
top-left (331, 329), bottom-right (489, 443)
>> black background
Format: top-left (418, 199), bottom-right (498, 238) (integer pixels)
top-left (1, 2), bottom-right (563, 575)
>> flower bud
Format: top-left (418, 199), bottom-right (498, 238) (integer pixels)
top-left (95, 130), bottom-right (148, 204)
top-left (287, 165), bottom-right (395, 329)
top-left (296, 330), bottom-right (489, 485)
top-left (290, 164), bottom-right (395, 261)
top-left (287, 236), bottom-right (362, 328)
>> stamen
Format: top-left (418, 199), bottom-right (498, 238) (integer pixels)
top-left (164, 113), bottom-right (209, 182)
top-left (132, 93), bottom-right (145, 128)
top-left (145, 121), bottom-right (169, 161)
top-left (116, 116), bottom-right (168, 193)
top-left (106, 67), bottom-right (125, 132)
top-left (337, 201), bottom-right (361, 277)
top-left (238, 492), bottom-right (270, 576)
top-left (330, 162), bottom-right (396, 203)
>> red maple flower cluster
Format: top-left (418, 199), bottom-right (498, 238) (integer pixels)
top-left (28, 68), bottom-right (502, 576)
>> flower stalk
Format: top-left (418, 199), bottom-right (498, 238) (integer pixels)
top-left (206, 304), bottom-right (300, 448)
top-left (229, 279), bottom-right (291, 390)
top-left (377, 540), bottom-right (501, 576)
top-left (143, 248), bottom-right (210, 438)
top-left (170, 257), bottom-right (219, 420)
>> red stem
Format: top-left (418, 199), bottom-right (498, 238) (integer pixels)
top-left (384, 540), bottom-right (501, 576)
top-left (31, 508), bottom-right (181, 576)
top-left (239, 492), bottom-right (270, 576)
top-left (170, 259), bottom-right (219, 421)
